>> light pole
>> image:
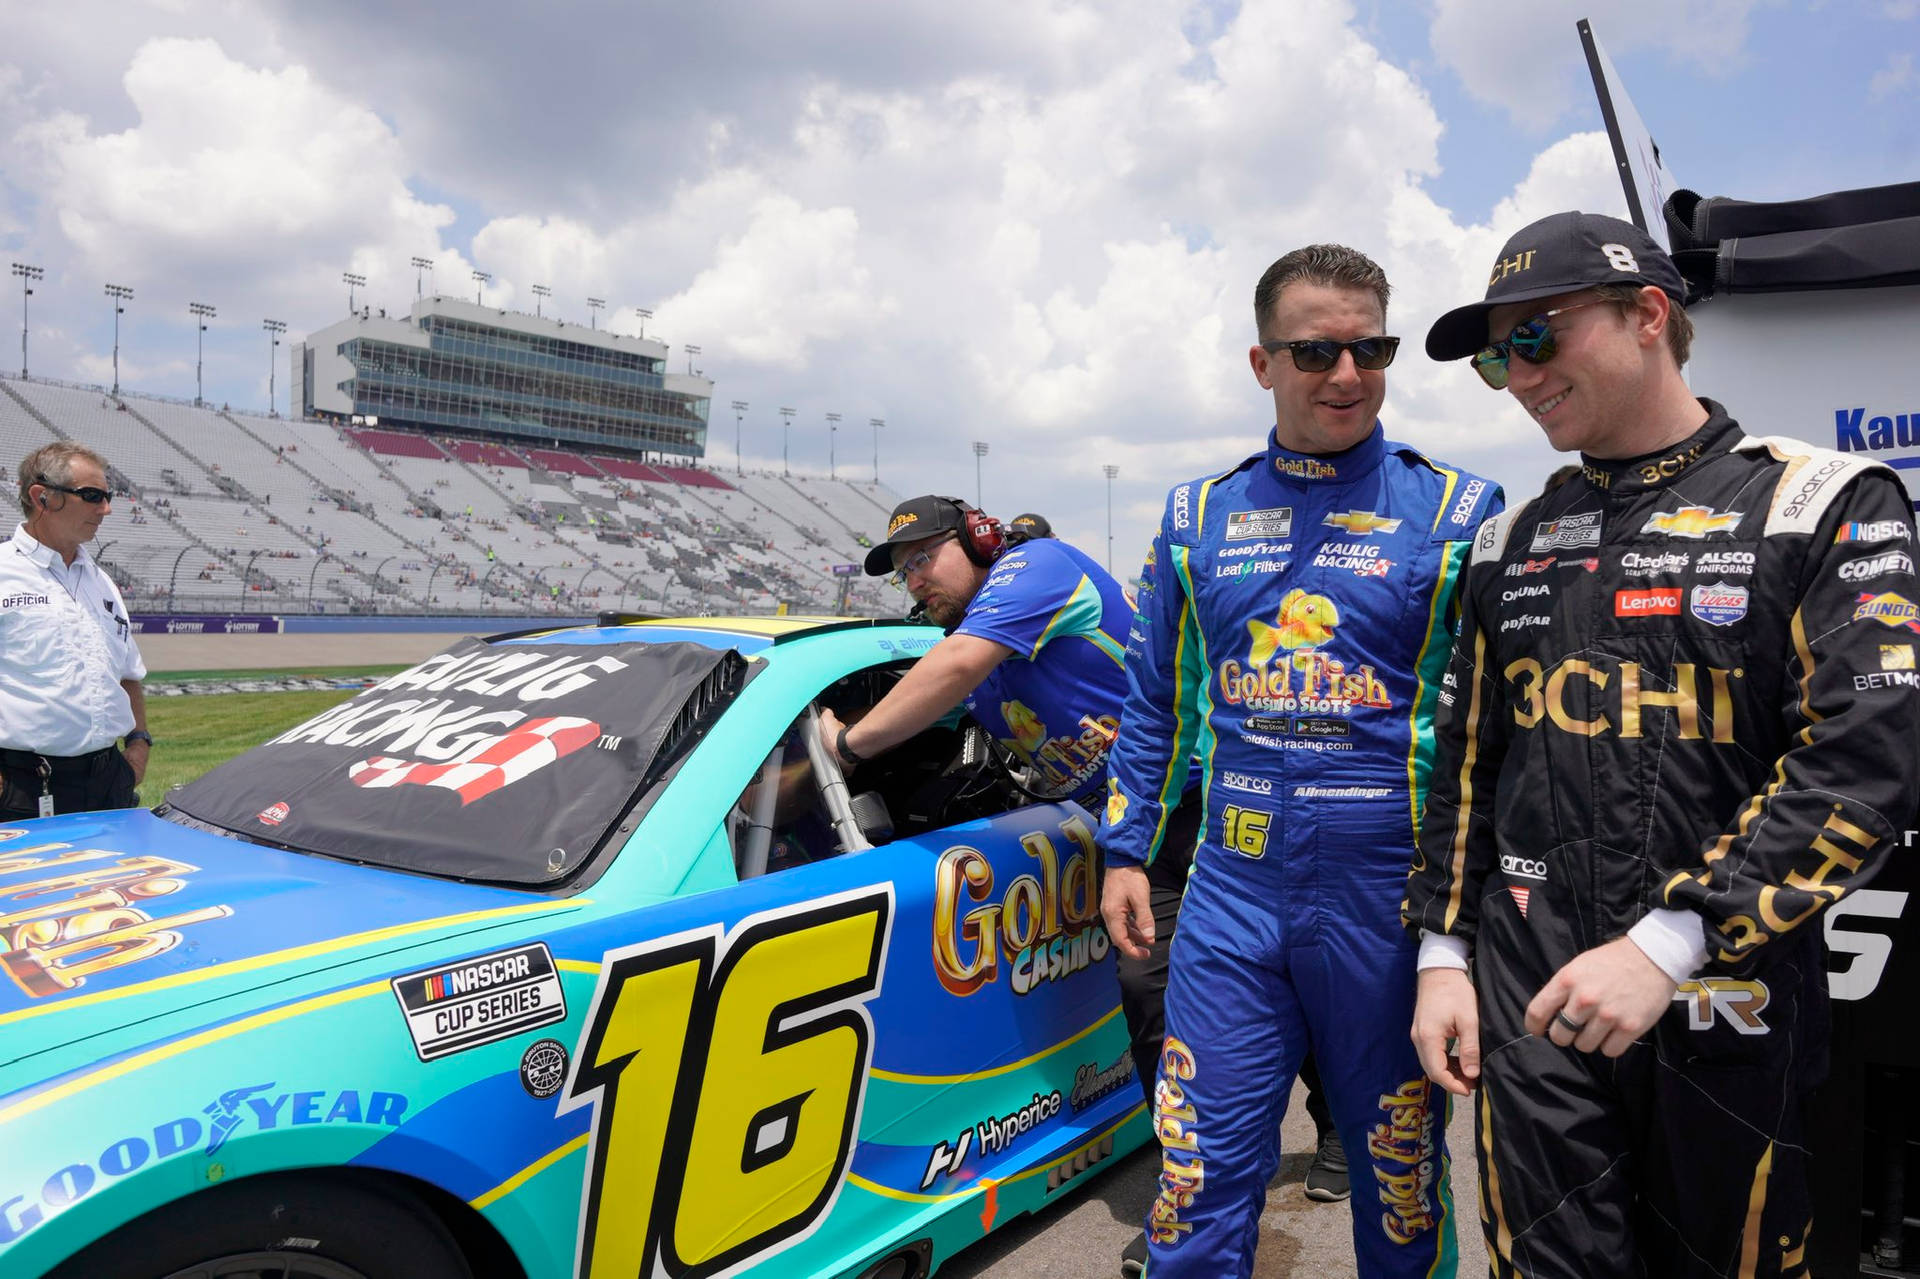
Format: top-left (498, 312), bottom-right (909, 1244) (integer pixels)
top-left (410, 255), bottom-right (434, 297)
top-left (826, 412), bottom-right (841, 480)
top-left (1103, 464), bottom-right (1120, 574)
top-left (189, 302), bottom-right (216, 407)
top-left (635, 308), bottom-right (652, 339)
top-left (531, 284), bottom-right (550, 318)
top-left (105, 283), bottom-right (133, 396)
top-left (779, 407), bottom-right (795, 477)
top-left (342, 271), bottom-right (366, 314)
top-left (730, 400), bottom-right (749, 475)
top-left (263, 319), bottom-right (286, 417)
top-left (869, 419), bottom-right (885, 483)
top-left (586, 297), bottom-right (605, 330)
top-left (972, 441), bottom-right (989, 508)
top-left (471, 270), bottom-right (491, 304)
top-left (11, 263), bottom-right (42, 379)
top-left (684, 343), bottom-right (701, 374)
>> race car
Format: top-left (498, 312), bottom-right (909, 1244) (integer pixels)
top-left (0, 615), bottom-right (1149, 1279)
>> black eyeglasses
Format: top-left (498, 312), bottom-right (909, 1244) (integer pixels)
top-left (888, 532), bottom-right (957, 587)
top-left (36, 476), bottom-right (113, 505)
top-left (1260, 336), bottom-right (1400, 373)
top-left (1470, 301), bottom-right (1611, 390)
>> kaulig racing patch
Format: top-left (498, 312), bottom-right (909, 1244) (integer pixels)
top-left (392, 942), bottom-right (567, 1061)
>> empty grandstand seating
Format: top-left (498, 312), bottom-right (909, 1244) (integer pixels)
top-left (0, 374), bottom-right (902, 618)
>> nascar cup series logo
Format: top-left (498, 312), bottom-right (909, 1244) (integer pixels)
top-left (1216, 589), bottom-right (1391, 720)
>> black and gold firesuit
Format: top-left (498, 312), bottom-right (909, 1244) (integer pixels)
top-left (1404, 404), bottom-right (1920, 1276)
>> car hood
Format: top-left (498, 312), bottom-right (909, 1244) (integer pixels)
top-left (0, 808), bottom-right (575, 1068)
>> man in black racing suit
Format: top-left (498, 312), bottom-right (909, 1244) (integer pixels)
top-left (1405, 211), bottom-right (1920, 1276)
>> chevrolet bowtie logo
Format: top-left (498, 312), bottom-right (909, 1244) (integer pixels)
top-left (1641, 506), bottom-right (1743, 539)
top-left (1323, 510), bottom-right (1403, 535)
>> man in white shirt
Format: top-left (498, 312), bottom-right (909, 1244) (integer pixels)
top-left (1, 442), bottom-right (152, 820)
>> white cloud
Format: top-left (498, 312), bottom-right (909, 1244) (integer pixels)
top-left (1869, 51), bottom-right (1915, 98)
top-left (1428, 0), bottom-right (1766, 128)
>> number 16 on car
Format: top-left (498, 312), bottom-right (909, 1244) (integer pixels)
top-left (560, 884), bottom-right (894, 1279)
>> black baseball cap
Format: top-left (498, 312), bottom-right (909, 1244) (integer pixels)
top-left (863, 494), bottom-right (971, 576)
top-left (1006, 513), bottom-right (1053, 543)
top-left (1425, 211), bottom-right (1688, 362)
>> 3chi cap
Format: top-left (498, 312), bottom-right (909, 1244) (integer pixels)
top-left (1006, 513), bottom-right (1053, 543)
top-left (1425, 211), bottom-right (1688, 362)
top-left (864, 495), bottom-right (969, 576)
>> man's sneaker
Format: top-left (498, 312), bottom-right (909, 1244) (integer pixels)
top-left (1120, 1229), bottom-right (1149, 1276)
top-left (1303, 1129), bottom-right (1350, 1202)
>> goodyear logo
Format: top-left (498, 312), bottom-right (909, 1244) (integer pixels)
top-left (1323, 510), bottom-right (1401, 535)
top-left (1641, 506), bottom-right (1742, 539)
top-left (888, 512), bottom-right (920, 537)
top-left (1853, 591), bottom-right (1920, 634)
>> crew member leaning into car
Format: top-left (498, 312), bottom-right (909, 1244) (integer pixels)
top-left (1407, 210), bottom-right (1920, 1277)
top-left (1100, 242), bottom-right (1501, 1279)
top-left (1, 442), bottom-right (151, 823)
top-left (820, 493), bottom-right (1201, 1107)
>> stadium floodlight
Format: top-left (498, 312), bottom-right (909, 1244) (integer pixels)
top-left (1103, 463), bottom-right (1120, 573)
top-left (869, 418), bottom-right (885, 483)
top-left (471, 270), bottom-right (491, 304)
top-left (684, 343), bottom-right (701, 374)
top-left (11, 263), bottom-right (43, 379)
top-left (779, 407), bottom-right (796, 478)
top-left (586, 297), bottom-right (605, 330)
top-left (342, 272), bottom-right (367, 314)
top-left (105, 283), bottom-right (133, 396)
top-left (972, 440), bottom-right (990, 507)
top-left (635, 307), bottom-right (652, 338)
top-left (410, 255), bottom-right (434, 297)
top-left (730, 400), bottom-right (749, 476)
top-left (825, 412), bottom-right (842, 481)
top-left (531, 284), bottom-right (551, 318)
top-left (263, 319), bottom-right (287, 417)
top-left (189, 302), bottom-right (217, 407)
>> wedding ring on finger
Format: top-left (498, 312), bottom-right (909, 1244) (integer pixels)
top-left (1554, 1011), bottom-right (1586, 1034)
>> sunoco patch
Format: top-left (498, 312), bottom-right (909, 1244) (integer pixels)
top-left (392, 942), bottom-right (567, 1062)
top-left (520, 1038), bottom-right (569, 1099)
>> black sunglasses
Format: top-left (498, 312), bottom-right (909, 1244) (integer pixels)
top-left (1260, 336), bottom-right (1400, 373)
top-left (37, 476), bottom-right (114, 505)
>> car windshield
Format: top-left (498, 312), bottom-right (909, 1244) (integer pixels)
top-left (162, 636), bottom-right (751, 886)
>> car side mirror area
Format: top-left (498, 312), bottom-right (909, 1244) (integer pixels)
top-left (847, 791), bottom-right (894, 846)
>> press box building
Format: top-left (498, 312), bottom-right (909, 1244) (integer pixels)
top-left (291, 297), bottom-right (713, 461)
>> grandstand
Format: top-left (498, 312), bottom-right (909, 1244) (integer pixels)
top-left (0, 374), bottom-right (906, 619)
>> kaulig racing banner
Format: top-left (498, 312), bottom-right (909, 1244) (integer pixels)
top-left (168, 638), bottom-right (743, 884)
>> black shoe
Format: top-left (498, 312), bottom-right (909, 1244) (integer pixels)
top-left (1303, 1128), bottom-right (1350, 1202)
top-left (1120, 1229), bottom-right (1149, 1276)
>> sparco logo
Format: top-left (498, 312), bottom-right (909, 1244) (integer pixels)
top-left (1781, 457), bottom-right (1849, 519)
top-left (1220, 771), bottom-right (1273, 795)
top-left (1500, 854), bottom-right (1546, 879)
top-left (1448, 479), bottom-right (1487, 527)
top-left (1172, 485), bottom-right (1192, 531)
top-left (1839, 552), bottom-right (1915, 583)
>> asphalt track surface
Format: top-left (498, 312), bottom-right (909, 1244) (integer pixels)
top-left (145, 631), bottom-right (1491, 1277)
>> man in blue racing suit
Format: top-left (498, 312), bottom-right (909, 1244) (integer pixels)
top-left (1099, 243), bottom-right (1500, 1278)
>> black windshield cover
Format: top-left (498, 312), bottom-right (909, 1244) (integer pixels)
top-left (167, 638), bottom-right (741, 884)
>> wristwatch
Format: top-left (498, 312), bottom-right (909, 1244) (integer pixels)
top-left (124, 730), bottom-right (153, 748)
top-left (835, 724), bottom-right (865, 765)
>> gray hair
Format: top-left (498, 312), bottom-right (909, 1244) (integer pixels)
top-left (17, 441), bottom-right (108, 517)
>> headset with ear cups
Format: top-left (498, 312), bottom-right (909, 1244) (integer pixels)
top-left (944, 497), bottom-right (1006, 566)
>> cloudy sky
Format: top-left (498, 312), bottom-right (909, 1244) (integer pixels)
top-left (3, 0), bottom-right (1914, 571)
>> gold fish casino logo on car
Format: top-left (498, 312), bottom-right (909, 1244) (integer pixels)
top-left (1640, 506), bottom-right (1743, 539)
top-left (1322, 510), bottom-right (1402, 536)
top-left (887, 512), bottom-right (920, 537)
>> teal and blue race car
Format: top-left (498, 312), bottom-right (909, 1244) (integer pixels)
top-left (0, 616), bottom-right (1149, 1279)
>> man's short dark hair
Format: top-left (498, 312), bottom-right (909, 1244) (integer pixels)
top-left (1254, 244), bottom-right (1391, 340)
top-left (17, 441), bottom-right (108, 517)
top-left (1589, 282), bottom-right (1694, 368)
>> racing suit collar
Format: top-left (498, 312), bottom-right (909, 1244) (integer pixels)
top-left (1578, 400), bottom-right (1741, 496)
top-left (1265, 421), bottom-right (1386, 485)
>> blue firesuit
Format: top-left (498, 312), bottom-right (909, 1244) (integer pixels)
top-left (1099, 423), bottom-right (1499, 1278)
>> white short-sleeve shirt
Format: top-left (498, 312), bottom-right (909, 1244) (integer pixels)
top-left (0, 524), bottom-right (147, 756)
